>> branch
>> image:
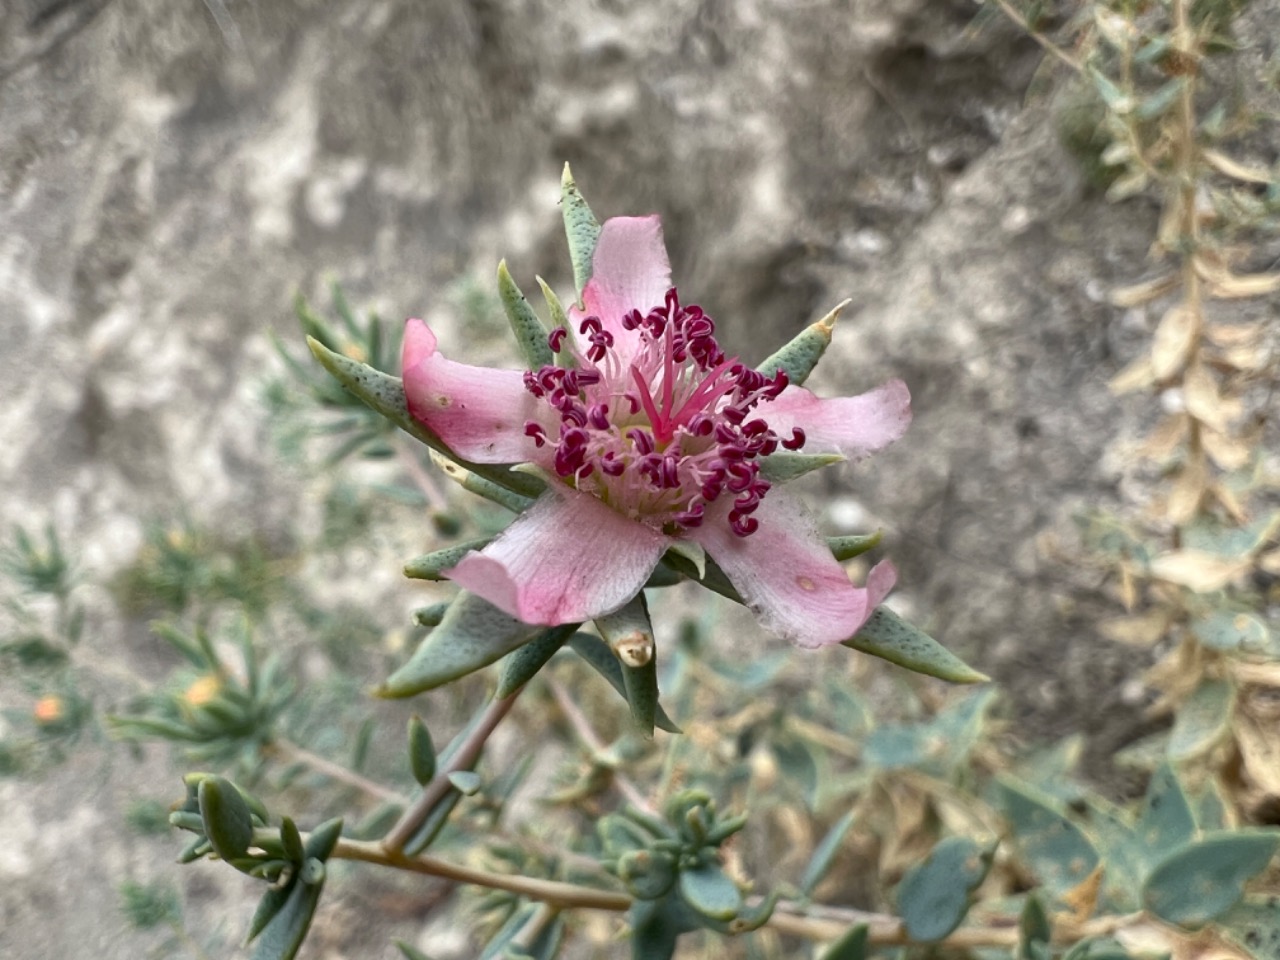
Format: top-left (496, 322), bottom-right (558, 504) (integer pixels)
top-left (986, 0), bottom-right (1082, 73)
top-left (266, 738), bottom-right (406, 806)
top-left (382, 692), bottom-right (520, 853)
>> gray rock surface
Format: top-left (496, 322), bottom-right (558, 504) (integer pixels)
top-left (2, 0), bottom-right (1274, 957)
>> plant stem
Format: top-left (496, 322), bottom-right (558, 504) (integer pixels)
top-left (544, 676), bottom-right (654, 814)
top-left (382, 692), bottom-right (520, 853)
top-left (267, 737), bottom-right (406, 806)
top-left (334, 837), bottom-right (631, 910)
top-left (988, 0), bottom-right (1082, 72)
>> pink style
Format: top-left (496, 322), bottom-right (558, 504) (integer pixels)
top-left (402, 215), bottom-right (911, 648)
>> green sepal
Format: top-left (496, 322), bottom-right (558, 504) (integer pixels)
top-left (498, 261), bottom-right (554, 370)
top-left (536, 277), bottom-right (576, 370)
top-left (408, 715), bottom-right (437, 786)
top-left (661, 550), bottom-right (743, 604)
top-left (403, 538), bottom-right (492, 581)
top-left (818, 923), bottom-right (868, 960)
top-left (1142, 830), bottom-right (1280, 928)
top-left (800, 809), bottom-right (857, 897)
top-left (198, 776), bottom-right (254, 862)
top-left (758, 452), bottom-right (845, 483)
top-left (678, 862), bottom-right (743, 922)
top-left (413, 602), bottom-right (452, 627)
top-left (842, 607), bottom-right (988, 684)
top-left (567, 633), bottom-right (681, 733)
top-left (618, 848), bottom-right (679, 900)
top-left (561, 163), bottom-right (601, 305)
top-left (305, 337), bottom-right (542, 500)
top-left (827, 531), bottom-right (883, 562)
top-left (755, 299), bottom-right (847, 386)
top-left (304, 817), bottom-right (344, 862)
top-left (428, 449), bottom-right (535, 514)
top-left (378, 591), bottom-right (543, 697)
top-left (495, 624), bottom-right (579, 699)
top-left (896, 836), bottom-right (996, 942)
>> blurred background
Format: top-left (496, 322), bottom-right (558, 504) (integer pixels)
top-left (2, 0), bottom-right (1277, 957)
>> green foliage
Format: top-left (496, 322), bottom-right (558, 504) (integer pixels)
top-left (119, 879), bottom-right (182, 930)
top-left (896, 836), bottom-right (996, 941)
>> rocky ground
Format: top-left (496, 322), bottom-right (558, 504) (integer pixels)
top-left (2, 0), bottom-right (1276, 957)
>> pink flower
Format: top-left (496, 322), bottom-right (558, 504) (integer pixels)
top-left (402, 216), bottom-right (910, 647)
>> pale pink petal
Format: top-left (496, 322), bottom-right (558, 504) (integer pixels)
top-left (857, 559), bottom-right (898, 634)
top-left (762, 379), bottom-right (911, 461)
top-left (689, 494), bottom-right (883, 648)
top-left (402, 318), bottom-right (550, 463)
top-left (570, 216), bottom-right (672, 365)
top-left (446, 488), bottom-right (670, 625)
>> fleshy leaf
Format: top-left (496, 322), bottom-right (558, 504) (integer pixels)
top-left (495, 624), bottom-right (578, 699)
top-left (498, 260), bottom-right (554, 370)
top-left (818, 924), bottom-right (868, 960)
top-left (1143, 830), bottom-right (1280, 927)
top-left (536, 277), bottom-right (576, 370)
top-left (800, 809), bottom-right (857, 897)
top-left (897, 836), bottom-right (996, 942)
top-left (597, 594), bottom-right (656, 668)
top-left (408, 715), bottom-right (436, 786)
top-left (842, 607), bottom-right (988, 683)
top-left (306, 337), bottom-right (543, 500)
top-left (996, 777), bottom-right (1101, 897)
top-left (561, 163), bottom-right (602, 304)
top-left (198, 776), bottom-right (254, 862)
top-left (1168, 679), bottom-right (1235, 760)
top-left (378, 591), bottom-right (543, 697)
top-left (756, 300), bottom-right (846, 387)
top-left (249, 862), bottom-right (326, 960)
top-left (1019, 894), bottom-right (1052, 960)
top-left (404, 538), bottom-right (493, 581)
top-left (567, 632), bottom-right (681, 733)
top-left (678, 863), bottom-right (743, 922)
top-left (428, 450), bottom-right (535, 513)
top-left (1134, 762), bottom-right (1196, 873)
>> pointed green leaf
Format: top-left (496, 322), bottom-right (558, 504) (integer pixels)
top-left (842, 607), bottom-right (988, 683)
top-left (897, 836), bottom-right (996, 942)
top-left (756, 300), bottom-right (846, 386)
top-left (247, 882), bottom-right (293, 945)
top-left (1168, 679), bottom-right (1235, 760)
top-left (408, 715), bottom-right (437, 786)
top-left (403, 538), bottom-right (493, 580)
top-left (621, 656), bottom-right (659, 738)
top-left (378, 591), bottom-right (543, 697)
top-left (597, 594), bottom-right (656, 669)
top-left (304, 817), bottom-right (344, 862)
top-left (1143, 830), bottom-right (1280, 927)
top-left (1019, 894), bottom-right (1052, 960)
top-left (800, 809), bottom-right (857, 896)
top-left (996, 777), bottom-right (1100, 897)
top-left (567, 633), bottom-right (681, 733)
top-left (1135, 762), bottom-right (1197, 871)
top-left (1220, 896), bottom-right (1280, 960)
top-left (536, 278), bottom-right (576, 370)
top-left (666, 540), bottom-right (706, 579)
top-left (305, 337), bottom-right (543, 500)
top-left (498, 261), bottom-right (553, 370)
top-left (198, 776), bottom-right (254, 862)
top-left (496, 624), bottom-right (578, 699)
top-left (758, 452), bottom-right (845, 483)
top-left (249, 866), bottom-right (325, 960)
top-left (447, 770), bottom-right (482, 795)
top-left (1136, 77), bottom-right (1187, 121)
top-left (281, 817), bottom-right (305, 864)
top-left (827, 531), bottom-right (883, 561)
top-left (480, 904), bottom-right (537, 960)
top-left (403, 791), bottom-right (462, 857)
top-left (561, 163), bottom-right (601, 304)
top-left (394, 942), bottom-right (434, 960)
top-left (678, 863), bottom-right (742, 921)
top-left (819, 923), bottom-right (868, 960)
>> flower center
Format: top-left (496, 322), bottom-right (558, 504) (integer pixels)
top-left (522, 288), bottom-right (805, 537)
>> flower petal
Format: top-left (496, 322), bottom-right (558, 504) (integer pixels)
top-left (571, 216), bottom-right (672, 364)
top-left (402, 318), bottom-right (548, 463)
top-left (446, 488), bottom-right (670, 625)
top-left (689, 494), bottom-right (889, 648)
top-left (763, 379), bottom-right (912, 461)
